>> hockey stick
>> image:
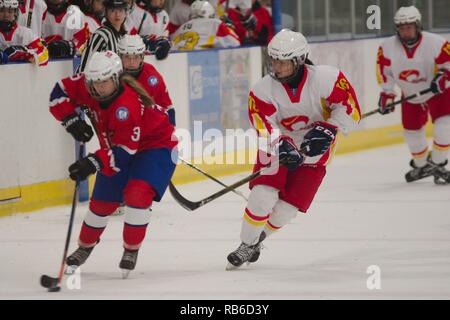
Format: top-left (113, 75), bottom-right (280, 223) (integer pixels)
top-left (178, 157), bottom-right (248, 201)
top-left (168, 145), bottom-right (315, 212)
top-left (362, 87), bottom-right (433, 119)
top-left (40, 143), bottom-right (84, 292)
top-left (169, 158), bottom-right (286, 211)
top-left (26, 0), bottom-right (34, 29)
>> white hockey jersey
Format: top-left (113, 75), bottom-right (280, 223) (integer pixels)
top-left (84, 14), bottom-right (102, 33)
top-left (168, 0), bottom-right (190, 34)
top-left (17, 0), bottom-right (46, 38)
top-left (377, 31), bottom-right (450, 104)
top-left (0, 24), bottom-right (48, 66)
top-left (125, 5), bottom-right (169, 39)
top-left (171, 18), bottom-right (240, 50)
top-left (0, 24), bottom-right (34, 49)
top-left (249, 65), bottom-right (361, 166)
top-left (41, 5), bottom-right (90, 54)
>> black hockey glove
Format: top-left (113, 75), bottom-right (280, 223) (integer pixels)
top-left (3, 45), bottom-right (31, 62)
top-left (430, 70), bottom-right (448, 95)
top-left (62, 113), bottom-right (94, 143)
top-left (154, 38), bottom-right (171, 60)
top-left (242, 14), bottom-right (257, 31)
top-left (278, 138), bottom-right (304, 171)
top-left (220, 15), bottom-right (236, 29)
top-left (47, 40), bottom-right (75, 58)
top-left (143, 35), bottom-right (157, 51)
top-left (69, 154), bottom-right (103, 181)
top-left (167, 108), bottom-right (176, 126)
top-left (301, 122), bottom-right (337, 157)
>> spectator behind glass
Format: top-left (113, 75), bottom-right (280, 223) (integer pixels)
top-left (226, 0), bottom-right (273, 46)
top-left (0, 0), bottom-right (48, 65)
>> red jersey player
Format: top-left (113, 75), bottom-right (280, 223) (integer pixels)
top-left (49, 51), bottom-right (177, 277)
top-left (118, 34), bottom-right (175, 125)
top-left (225, 0), bottom-right (273, 46)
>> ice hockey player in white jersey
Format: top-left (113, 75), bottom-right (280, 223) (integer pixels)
top-left (41, 0), bottom-right (90, 58)
top-left (0, 0), bottom-right (48, 65)
top-left (82, 0), bottom-right (104, 33)
top-left (376, 6), bottom-right (450, 184)
top-left (226, 29), bottom-right (361, 269)
top-left (127, 0), bottom-right (171, 60)
top-left (171, 0), bottom-right (240, 50)
top-left (124, 0), bottom-right (146, 35)
top-left (17, 0), bottom-right (46, 37)
top-left (168, 0), bottom-right (192, 35)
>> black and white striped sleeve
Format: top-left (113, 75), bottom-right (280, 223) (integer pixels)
top-left (77, 28), bottom-right (118, 73)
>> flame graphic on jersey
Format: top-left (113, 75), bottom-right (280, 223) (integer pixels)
top-left (280, 115), bottom-right (310, 132)
top-left (398, 70), bottom-right (427, 83)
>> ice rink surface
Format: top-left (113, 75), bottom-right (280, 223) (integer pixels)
top-left (1, 143), bottom-right (450, 300)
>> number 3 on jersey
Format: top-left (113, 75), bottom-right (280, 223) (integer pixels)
top-left (132, 127), bottom-right (141, 142)
top-left (173, 31), bottom-right (200, 51)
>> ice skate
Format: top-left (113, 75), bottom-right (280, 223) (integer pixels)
top-left (433, 160), bottom-right (450, 185)
top-left (405, 158), bottom-right (437, 182)
top-left (119, 249), bottom-right (139, 279)
top-left (226, 232), bottom-right (266, 270)
top-left (65, 246), bottom-right (94, 272)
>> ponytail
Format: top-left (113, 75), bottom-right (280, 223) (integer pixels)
top-left (120, 74), bottom-right (154, 107)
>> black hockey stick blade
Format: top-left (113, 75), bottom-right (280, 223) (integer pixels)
top-left (169, 160), bottom-right (284, 211)
top-left (40, 275), bottom-right (61, 292)
top-left (169, 182), bottom-right (200, 211)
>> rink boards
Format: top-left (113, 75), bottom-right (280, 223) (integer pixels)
top-left (1, 35), bottom-right (448, 216)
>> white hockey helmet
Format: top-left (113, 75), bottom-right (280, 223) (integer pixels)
top-left (118, 34), bottom-right (146, 76)
top-left (268, 29), bottom-right (310, 62)
top-left (118, 34), bottom-right (146, 55)
top-left (190, 0), bottom-right (215, 19)
top-left (228, 0), bottom-right (251, 10)
top-left (0, 0), bottom-right (19, 31)
top-left (394, 6), bottom-right (422, 26)
top-left (0, 0), bottom-right (19, 9)
top-left (394, 6), bottom-right (422, 45)
top-left (84, 51), bottom-right (123, 100)
top-left (267, 29), bottom-right (310, 83)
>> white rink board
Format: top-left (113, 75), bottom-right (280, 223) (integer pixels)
top-left (1, 144), bottom-right (449, 300)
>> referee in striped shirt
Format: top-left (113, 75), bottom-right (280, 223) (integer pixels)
top-left (77, 0), bottom-right (128, 73)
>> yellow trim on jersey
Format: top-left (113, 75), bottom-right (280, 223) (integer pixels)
top-left (38, 48), bottom-right (49, 65)
top-left (348, 94), bottom-right (361, 122)
top-left (321, 98), bottom-right (331, 120)
top-left (203, 35), bottom-right (216, 49)
top-left (376, 48), bottom-right (384, 85)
